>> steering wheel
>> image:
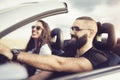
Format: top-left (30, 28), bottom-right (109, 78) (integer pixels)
top-left (0, 54), bottom-right (9, 64)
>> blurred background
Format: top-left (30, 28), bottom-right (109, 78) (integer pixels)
top-left (0, 0), bottom-right (120, 48)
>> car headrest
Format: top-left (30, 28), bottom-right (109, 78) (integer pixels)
top-left (94, 22), bottom-right (117, 50)
top-left (51, 28), bottom-right (64, 55)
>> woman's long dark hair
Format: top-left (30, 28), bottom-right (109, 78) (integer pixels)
top-left (25, 20), bottom-right (51, 53)
top-left (24, 20), bottom-right (51, 76)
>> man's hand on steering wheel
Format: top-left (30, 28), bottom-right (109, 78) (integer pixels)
top-left (0, 43), bottom-right (13, 60)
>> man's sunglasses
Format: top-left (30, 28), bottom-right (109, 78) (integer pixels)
top-left (32, 26), bottom-right (43, 30)
top-left (71, 26), bottom-right (90, 31)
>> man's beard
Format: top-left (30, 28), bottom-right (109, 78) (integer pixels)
top-left (70, 34), bottom-right (87, 49)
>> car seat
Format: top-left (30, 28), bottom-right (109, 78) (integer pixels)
top-left (113, 38), bottom-right (120, 56)
top-left (51, 28), bottom-right (64, 55)
top-left (93, 22), bottom-right (117, 51)
top-left (93, 22), bottom-right (120, 65)
top-left (0, 54), bottom-right (9, 64)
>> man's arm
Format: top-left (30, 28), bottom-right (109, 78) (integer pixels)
top-left (0, 43), bottom-right (93, 72)
top-left (17, 52), bottom-right (93, 72)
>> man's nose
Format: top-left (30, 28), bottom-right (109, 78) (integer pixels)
top-left (70, 29), bottom-right (75, 35)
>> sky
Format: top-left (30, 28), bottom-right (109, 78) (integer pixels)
top-left (60, 0), bottom-right (120, 38)
top-left (0, 0), bottom-right (120, 48)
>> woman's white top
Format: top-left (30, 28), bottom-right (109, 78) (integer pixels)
top-left (39, 44), bottom-right (52, 55)
top-left (28, 44), bottom-right (52, 55)
top-left (28, 44), bottom-right (52, 74)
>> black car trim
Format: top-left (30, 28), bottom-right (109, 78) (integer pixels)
top-left (54, 65), bottom-right (120, 80)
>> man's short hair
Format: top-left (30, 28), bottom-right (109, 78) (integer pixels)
top-left (76, 16), bottom-right (94, 21)
top-left (75, 16), bottom-right (98, 37)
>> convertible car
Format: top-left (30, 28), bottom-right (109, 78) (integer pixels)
top-left (0, 0), bottom-right (120, 80)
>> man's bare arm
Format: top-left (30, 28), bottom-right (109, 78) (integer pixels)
top-left (0, 43), bottom-right (93, 72)
top-left (18, 52), bottom-right (93, 72)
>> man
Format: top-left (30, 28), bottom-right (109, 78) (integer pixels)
top-left (0, 17), bottom-right (118, 78)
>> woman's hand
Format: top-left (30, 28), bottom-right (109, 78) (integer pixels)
top-left (0, 43), bottom-right (13, 60)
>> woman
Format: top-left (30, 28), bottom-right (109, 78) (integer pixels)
top-left (24, 20), bottom-right (52, 76)
top-left (25, 20), bottom-right (51, 54)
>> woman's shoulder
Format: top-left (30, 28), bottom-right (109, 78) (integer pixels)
top-left (39, 44), bottom-right (52, 55)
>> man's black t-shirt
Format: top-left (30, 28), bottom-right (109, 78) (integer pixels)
top-left (81, 47), bottom-right (120, 69)
top-left (81, 47), bottom-right (108, 69)
top-left (47, 47), bottom-right (120, 79)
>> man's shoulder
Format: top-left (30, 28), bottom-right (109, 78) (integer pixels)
top-left (83, 47), bottom-right (106, 56)
top-left (81, 47), bottom-right (109, 69)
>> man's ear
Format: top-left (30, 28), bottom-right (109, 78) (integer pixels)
top-left (88, 30), bottom-right (94, 38)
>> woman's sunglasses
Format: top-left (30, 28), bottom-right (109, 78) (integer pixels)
top-left (32, 26), bottom-right (43, 30)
